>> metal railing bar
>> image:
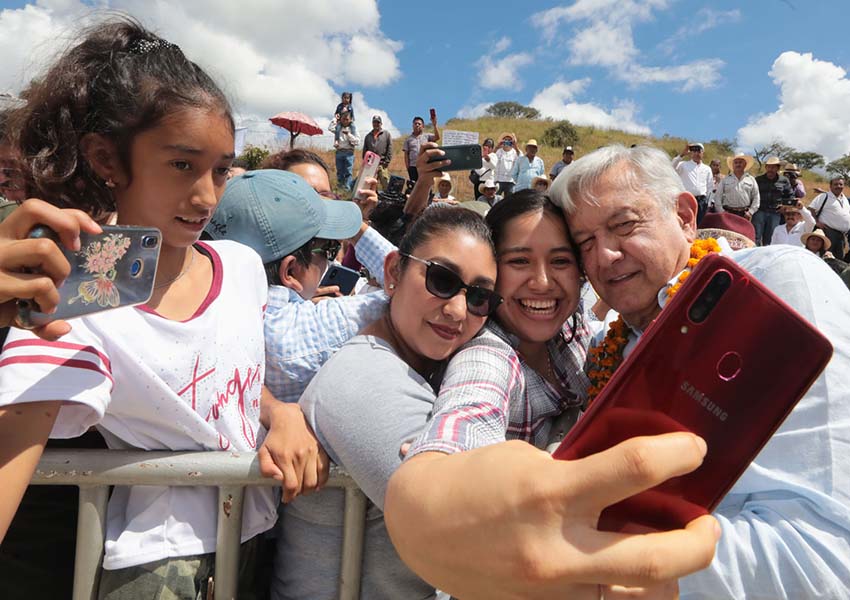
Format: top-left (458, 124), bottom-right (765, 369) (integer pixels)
top-left (72, 485), bottom-right (109, 600)
top-left (339, 487), bottom-right (368, 600)
top-left (31, 449), bottom-right (356, 488)
top-left (213, 485), bottom-right (245, 600)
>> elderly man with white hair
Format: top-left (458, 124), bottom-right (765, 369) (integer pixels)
top-left (383, 144), bottom-right (850, 600)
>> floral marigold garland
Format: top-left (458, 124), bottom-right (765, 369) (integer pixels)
top-left (586, 237), bottom-right (721, 404)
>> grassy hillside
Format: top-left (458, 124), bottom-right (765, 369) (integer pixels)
top-left (306, 116), bottom-right (827, 205)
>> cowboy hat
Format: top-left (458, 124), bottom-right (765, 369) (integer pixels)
top-left (783, 163), bottom-right (801, 175)
top-left (764, 156), bottom-right (783, 167)
top-left (801, 229), bottom-right (831, 251)
top-left (525, 139), bottom-right (539, 148)
top-left (726, 153), bottom-right (754, 172)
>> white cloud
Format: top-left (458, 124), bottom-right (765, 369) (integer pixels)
top-left (531, 0), bottom-right (723, 92)
top-left (622, 59), bottom-right (724, 91)
top-left (530, 79), bottom-right (650, 135)
top-left (456, 102), bottom-right (494, 119)
top-left (738, 51), bottom-right (850, 162)
top-left (492, 36), bottom-right (511, 54)
top-left (567, 21), bottom-right (638, 67)
top-left (477, 52), bottom-right (534, 90)
top-left (0, 1), bottom-right (402, 150)
top-left (661, 9), bottom-right (741, 53)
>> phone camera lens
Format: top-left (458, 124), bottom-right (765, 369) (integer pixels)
top-left (130, 258), bottom-right (144, 278)
top-left (141, 235), bottom-right (159, 249)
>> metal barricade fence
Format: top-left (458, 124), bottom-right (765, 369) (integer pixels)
top-left (31, 449), bottom-right (367, 600)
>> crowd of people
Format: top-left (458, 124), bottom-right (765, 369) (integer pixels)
top-left (0, 16), bottom-right (848, 600)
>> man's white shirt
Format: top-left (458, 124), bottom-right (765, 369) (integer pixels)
top-left (672, 156), bottom-right (713, 197)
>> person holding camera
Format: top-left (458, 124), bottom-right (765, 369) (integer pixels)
top-left (771, 201), bottom-right (815, 246)
top-left (494, 131), bottom-right (518, 197)
top-left (402, 114), bottom-right (440, 183)
top-left (753, 156), bottom-right (794, 246)
top-left (784, 163), bottom-right (806, 198)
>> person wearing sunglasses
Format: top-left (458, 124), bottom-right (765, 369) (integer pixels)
top-left (275, 206), bottom-right (499, 599)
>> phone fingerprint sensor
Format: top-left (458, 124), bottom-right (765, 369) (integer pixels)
top-left (717, 352), bottom-right (742, 381)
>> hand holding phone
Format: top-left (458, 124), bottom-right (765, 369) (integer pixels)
top-left (553, 254), bottom-right (832, 533)
top-left (16, 225), bottom-right (162, 329)
top-left (429, 108), bottom-right (437, 123)
top-left (318, 264), bottom-right (360, 296)
top-left (0, 200), bottom-right (102, 338)
top-left (427, 144), bottom-right (482, 172)
top-left (353, 151), bottom-right (380, 201)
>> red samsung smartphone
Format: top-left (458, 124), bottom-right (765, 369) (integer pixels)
top-left (552, 253), bottom-right (832, 533)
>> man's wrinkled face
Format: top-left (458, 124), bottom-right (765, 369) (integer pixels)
top-left (732, 158), bottom-right (747, 177)
top-left (567, 167), bottom-right (696, 330)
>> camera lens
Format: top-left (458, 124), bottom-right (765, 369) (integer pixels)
top-left (141, 235), bottom-right (159, 249)
top-left (688, 270), bottom-right (732, 323)
top-left (130, 258), bottom-right (144, 278)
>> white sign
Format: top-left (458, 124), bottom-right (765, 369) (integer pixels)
top-left (442, 129), bottom-right (480, 146)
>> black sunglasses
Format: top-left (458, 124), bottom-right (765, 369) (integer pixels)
top-left (310, 239), bottom-right (341, 262)
top-left (400, 253), bottom-right (502, 317)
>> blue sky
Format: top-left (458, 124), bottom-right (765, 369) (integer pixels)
top-left (1, 0), bottom-right (848, 159)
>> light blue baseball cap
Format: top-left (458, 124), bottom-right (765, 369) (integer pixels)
top-left (206, 170), bottom-right (362, 263)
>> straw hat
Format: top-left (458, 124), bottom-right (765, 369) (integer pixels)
top-left (801, 229), bottom-right (831, 251)
top-left (726, 153), bottom-right (754, 172)
top-left (698, 212), bottom-right (756, 250)
top-left (784, 163), bottom-right (801, 175)
top-left (764, 156), bottom-right (783, 167)
top-left (525, 139), bottom-right (539, 148)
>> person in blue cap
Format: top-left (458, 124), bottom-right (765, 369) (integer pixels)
top-left (205, 169), bottom-right (396, 499)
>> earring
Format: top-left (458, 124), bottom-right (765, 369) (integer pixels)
top-left (388, 284), bottom-right (395, 290)
top-left (105, 178), bottom-right (116, 189)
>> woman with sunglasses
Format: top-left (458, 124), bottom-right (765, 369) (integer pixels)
top-left (408, 190), bottom-right (592, 460)
top-left (273, 206), bottom-right (500, 599)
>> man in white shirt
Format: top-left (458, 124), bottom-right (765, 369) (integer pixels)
top-left (809, 177), bottom-right (850, 261)
top-left (672, 142), bottom-right (713, 225)
top-left (771, 201), bottom-right (815, 246)
top-left (511, 139), bottom-right (545, 191)
top-left (715, 153), bottom-right (760, 220)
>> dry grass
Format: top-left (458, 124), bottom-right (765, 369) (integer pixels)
top-left (315, 116), bottom-right (827, 204)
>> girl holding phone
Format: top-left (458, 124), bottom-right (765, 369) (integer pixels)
top-left (0, 18), bottom-right (318, 598)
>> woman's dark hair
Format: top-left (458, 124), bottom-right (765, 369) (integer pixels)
top-left (397, 206), bottom-right (495, 271)
top-left (485, 189), bottom-right (569, 251)
top-left (261, 149), bottom-right (330, 175)
top-left (12, 17), bottom-right (233, 218)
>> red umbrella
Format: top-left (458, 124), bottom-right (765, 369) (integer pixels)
top-left (269, 111), bottom-right (324, 149)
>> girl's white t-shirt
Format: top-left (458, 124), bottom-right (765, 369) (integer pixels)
top-left (0, 240), bottom-right (277, 570)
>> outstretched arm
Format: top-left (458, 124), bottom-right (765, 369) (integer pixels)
top-left (385, 433), bottom-right (719, 600)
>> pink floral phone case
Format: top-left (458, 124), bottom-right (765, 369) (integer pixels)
top-left (17, 225), bottom-right (161, 328)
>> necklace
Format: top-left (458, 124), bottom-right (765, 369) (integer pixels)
top-left (586, 237), bottom-right (721, 404)
top-left (155, 248), bottom-right (195, 289)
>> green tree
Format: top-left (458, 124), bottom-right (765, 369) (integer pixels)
top-left (485, 101), bottom-right (540, 120)
top-left (238, 145), bottom-right (270, 170)
top-left (826, 154), bottom-right (850, 181)
top-left (708, 138), bottom-right (736, 155)
top-left (785, 151), bottom-right (825, 171)
top-left (753, 141), bottom-right (796, 168)
top-left (541, 121), bottom-right (579, 149)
